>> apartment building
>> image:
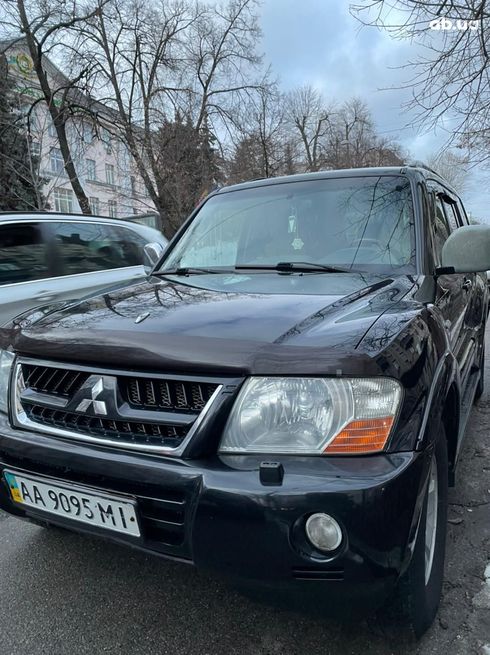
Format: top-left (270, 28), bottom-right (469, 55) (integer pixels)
top-left (3, 39), bottom-right (157, 219)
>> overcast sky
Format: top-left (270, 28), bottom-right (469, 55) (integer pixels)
top-left (260, 0), bottom-right (488, 220)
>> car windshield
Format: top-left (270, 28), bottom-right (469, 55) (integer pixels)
top-left (160, 175), bottom-right (416, 275)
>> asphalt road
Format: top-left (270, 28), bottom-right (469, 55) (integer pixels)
top-left (1, 346), bottom-right (490, 655)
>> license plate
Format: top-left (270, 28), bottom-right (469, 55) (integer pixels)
top-left (3, 470), bottom-right (140, 537)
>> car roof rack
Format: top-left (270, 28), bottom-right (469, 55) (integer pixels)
top-left (404, 160), bottom-right (442, 178)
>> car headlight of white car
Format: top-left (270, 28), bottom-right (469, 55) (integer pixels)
top-left (0, 349), bottom-right (15, 414)
top-left (219, 377), bottom-right (402, 455)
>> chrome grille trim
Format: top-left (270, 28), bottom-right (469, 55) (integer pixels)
top-left (11, 358), bottom-right (224, 456)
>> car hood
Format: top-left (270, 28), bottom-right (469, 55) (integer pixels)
top-left (4, 273), bottom-right (416, 376)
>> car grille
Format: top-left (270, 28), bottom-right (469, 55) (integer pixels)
top-left (16, 361), bottom-right (223, 454)
top-left (120, 376), bottom-right (218, 413)
top-left (23, 364), bottom-right (90, 397)
top-left (25, 405), bottom-right (188, 444)
top-left (23, 364), bottom-right (219, 411)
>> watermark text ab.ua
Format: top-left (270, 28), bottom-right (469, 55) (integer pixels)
top-left (429, 17), bottom-right (480, 30)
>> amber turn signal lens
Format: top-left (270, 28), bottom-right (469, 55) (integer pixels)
top-left (324, 416), bottom-right (394, 454)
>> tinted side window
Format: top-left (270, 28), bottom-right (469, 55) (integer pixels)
top-left (442, 199), bottom-right (462, 231)
top-left (456, 200), bottom-right (470, 226)
top-left (52, 222), bottom-right (147, 275)
top-left (0, 223), bottom-right (49, 286)
top-left (432, 196), bottom-right (451, 265)
top-left (112, 226), bottom-right (148, 266)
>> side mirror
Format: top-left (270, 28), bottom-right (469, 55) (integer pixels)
top-left (143, 242), bottom-right (165, 275)
top-left (441, 225), bottom-right (490, 273)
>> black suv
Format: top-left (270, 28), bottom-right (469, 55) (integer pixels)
top-left (1, 166), bottom-right (489, 637)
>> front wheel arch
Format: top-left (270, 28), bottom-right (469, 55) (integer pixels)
top-left (386, 424), bottom-right (449, 637)
top-left (414, 351), bottom-right (459, 461)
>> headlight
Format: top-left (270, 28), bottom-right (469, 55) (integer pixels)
top-left (219, 377), bottom-right (402, 455)
top-left (0, 350), bottom-right (15, 414)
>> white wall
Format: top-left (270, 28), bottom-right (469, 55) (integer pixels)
top-left (6, 45), bottom-right (158, 218)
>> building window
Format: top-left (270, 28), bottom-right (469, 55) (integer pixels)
top-left (101, 127), bottom-right (112, 154)
top-left (108, 200), bottom-right (117, 217)
top-left (130, 176), bottom-right (137, 196)
top-left (30, 141), bottom-right (41, 159)
top-left (86, 158), bottom-right (96, 181)
top-left (82, 123), bottom-right (94, 143)
top-left (50, 148), bottom-right (64, 175)
top-left (90, 197), bottom-right (100, 215)
top-left (20, 104), bottom-right (37, 132)
top-left (105, 163), bottom-right (115, 186)
top-left (54, 188), bottom-right (73, 213)
top-left (48, 121), bottom-right (57, 138)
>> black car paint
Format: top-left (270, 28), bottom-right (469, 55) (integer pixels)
top-left (0, 166), bottom-right (486, 610)
top-left (0, 410), bottom-right (427, 608)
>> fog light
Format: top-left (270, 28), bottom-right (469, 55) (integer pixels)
top-left (305, 513), bottom-right (343, 552)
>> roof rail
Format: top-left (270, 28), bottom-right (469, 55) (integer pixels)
top-left (404, 160), bottom-right (441, 177)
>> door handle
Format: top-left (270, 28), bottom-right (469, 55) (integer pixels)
top-left (462, 279), bottom-right (473, 292)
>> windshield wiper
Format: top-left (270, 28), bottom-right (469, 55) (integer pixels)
top-left (235, 262), bottom-right (351, 274)
top-left (155, 266), bottom-right (236, 276)
top-left (155, 262), bottom-right (351, 277)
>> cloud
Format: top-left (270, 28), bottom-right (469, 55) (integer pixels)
top-left (260, 0), bottom-right (489, 210)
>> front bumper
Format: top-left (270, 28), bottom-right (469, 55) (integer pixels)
top-left (0, 413), bottom-right (430, 610)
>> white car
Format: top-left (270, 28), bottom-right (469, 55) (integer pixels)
top-left (0, 212), bottom-right (167, 326)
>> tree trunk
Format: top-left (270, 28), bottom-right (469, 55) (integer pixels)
top-left (17, 0), bottom-right (92, 214)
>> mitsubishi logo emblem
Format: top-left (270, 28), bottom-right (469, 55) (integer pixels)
top-left (75, 377), bottom-right (108, 415)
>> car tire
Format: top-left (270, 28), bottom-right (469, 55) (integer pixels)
top-left (391, 427), bottom-right (448, 638)
top-left (474, 344), bottom-right (485, 403)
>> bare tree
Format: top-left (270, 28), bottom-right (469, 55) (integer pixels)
top-left (247, 81), bottom-right (286, 178)
top-left (229, 76), bottom-right (288, 182)
top-left (72, 0), bottom-right (193, 232)
top-left (327, 98), bottom-right (371, 168)
top-left (0, 54), bottom-right (45, 209)
top-left (71, 0), bottom-right (262, 235)
top-left (0, 0), bottom-right (108, 213)
top-left (0, 0), bottom-right (411, 224)
top-left (183, 0), bottom-right (262, 134)
top-left (286, 85), bottom-right (336, 172)
top-left (323, 98), bottom-right (404, 168)
top-left (351, 1), bottom-right (490, 164)
top-left (426, 150), bottom-right (469, 192)
top-left (286, 90), bottom-right (404, 172)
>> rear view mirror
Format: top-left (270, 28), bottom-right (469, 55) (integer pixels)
top-left (143, 242), bottom-right (165, 275)
top-left (441, 225), bottom-right (490, 274)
